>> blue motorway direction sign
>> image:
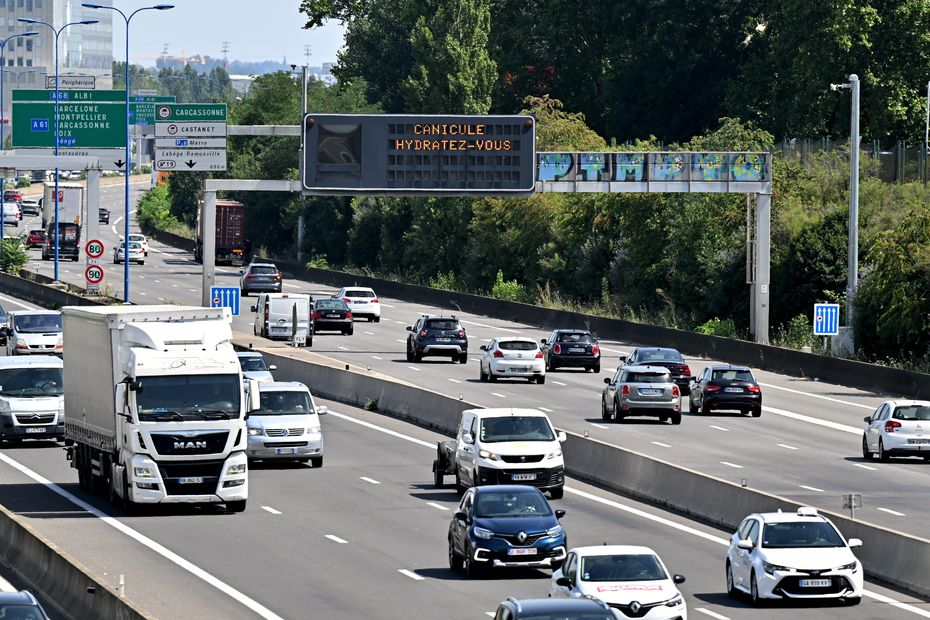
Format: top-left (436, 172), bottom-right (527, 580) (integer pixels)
top-left (210, 286), bottom-right (240, 317)
top-left (813, 303), bottom-right (840, 336)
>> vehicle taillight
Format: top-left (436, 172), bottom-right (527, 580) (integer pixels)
top-left (264, 306), bottom-right (269, 325)
top-left (343, 297), bottom-right (351, 303)
top-left (419, 329), bottom-right (428, 337)
top-left (457, 330), bottom-right (465, 338)
top-left (274, 274), bottom-right (282, 281)
top-left (885, 420), bottom-right (902, 433)
top-left (312, 311), bottom-right (321, 319)
top-left (535, 350), bottom-right (543, 358)
top-left (493, 350), bottom-right (504, 358)
top-left (371, 298), bottom-right (379, 303)
top-left (346, 311), bottom-right (353, 319)
top-left (747, 385), bottom-right (761, 393)
top-left (681, 365), bottom-right (691, 376)
top-left (672, 384), bottom-right (680, 398)
top-left (706, 384), bottom-right (721, 392)
top-left (592, 345), bottom-right (600, 356)
top-left (553, 344), bottom-right (562, 355)
top-left (621, 384), bottom-right (630, 397)
top-left (246, 274), bottom-right (254, 279)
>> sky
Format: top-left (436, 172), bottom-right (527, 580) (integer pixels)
top-left (109, 1), bottom-right (346, 68)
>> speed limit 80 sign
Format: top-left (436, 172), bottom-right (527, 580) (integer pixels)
top-left (85, 239), bottom-right (104, 259)
top-left (85, 264), bottom-right (104, 285)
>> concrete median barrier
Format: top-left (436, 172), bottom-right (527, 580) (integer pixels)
top-left (0, 504), bottom-right (153, 620)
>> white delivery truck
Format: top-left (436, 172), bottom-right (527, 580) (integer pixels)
top-left (62, 305), bottom-right (260, 513)
top-left (41, 182), bottom-right (84, 229)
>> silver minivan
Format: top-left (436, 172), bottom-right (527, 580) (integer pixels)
top-left (247, 381), bottom-right (326, 466)
top-left (0, 355), bottom-right (65, 441)
top-left (4, 310), bottom-right (62, 356)
top-left (251, 293), bottom-right (312, 346)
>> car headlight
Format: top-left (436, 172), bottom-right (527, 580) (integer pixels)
top-left (133, 466), bottom-right (156, 479)
top-left (226, 463), bottom-right (247, 475)
top-left (307, 426), bottom-right (321, 434)
top-left (16, 338), bottom-right (28, 348)
top-left (478, 449), bottom-right (500, 461)
top-left (836, 561), bottom-right (857, 572)
top-left (545, 449), bottom-right (562, 460)
top-left (665, 596), bottom-right (684, 607)
top-left (248, 427), bottom-right (263, 436)
top-left (762, 561), bottom-right (792, 574)
top-left (547, 525), bottom-right (564, 538)
top-left (473, 526), bottom-right (495, 540)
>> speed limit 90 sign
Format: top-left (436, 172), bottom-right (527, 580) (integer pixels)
top-left (85, 264), bottom-right (104, 285)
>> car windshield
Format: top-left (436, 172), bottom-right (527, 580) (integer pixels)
top-left (250, 265), bottom-right (277, 275)
top-left (480, 416), bottom-right (555, 442)
top-left (255, 390), bottom-right (313, 416)
top-left (29, 230), bottom-right (44, 236)
top-left (761, 522), bottom-right (845, 548)
top-left (558, 332), bottom-right (595, 343)
top-left (13, 314), bottom-right (61, 334)
top-left (638, 350), bottom-right (683, 362)
top-left (345, 289), bottom-right (375, 298)
top-left (426, 319), bottom-right (458, 330)
top-left (0, 367), bottom-right (63, 397)
top-left (623, 372), bottom-right (670, 383)
top-left (0, 604), bottom-right (45, 620)
top-left (893, 406), bottom-right (930, 421)
top-left (498, 341), bottom-right (538, 351)
top-left (238, 357), bottom-right (267, 372)
top-left (129, 235), bottom-right (145, 241)
top-left (581, 554), bottom-right (668, 582)
top-left (136, 374), bottom-right (241, 421)
top-left (474, 490), bottom-right (551, 517)
top-left (711, 369), bottom-right (754, 381)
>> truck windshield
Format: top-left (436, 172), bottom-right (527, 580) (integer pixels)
top-left (480, 416), bottom-right (555, 443)
top-left (136, 374), bottom-right (241, 421)
top-left (254, 391), bottom-right (313, 415)
top-left (0, 367), bottom-right (63, 397)
top-left (13, 314), bottom-right (62, 333)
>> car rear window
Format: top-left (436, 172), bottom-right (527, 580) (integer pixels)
top-left (639, 349), bottom-right (683, 362)
top-left (426, 319), bottom-right (459, 330)
top-left (345, 290), bottom-right (375, 298)
top-left (250, 266), bottom-right (278, 275)
top-left (893, 406), bottom-right (930, 421)
top-left (270, 298), bottom-right (310, 313)
top-left (498, 341), bottom-right (538, 351)
top-left (314, 299), bottom-right (347, 310)
top-left (712, 369), bottom-right (754, 382)
top-left (623, 372), bottom-right (671, 383)
top-left (558, 332), bottom-right (594, 343)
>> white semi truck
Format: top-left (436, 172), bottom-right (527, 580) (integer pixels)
top-left (62, 305), bottom-right (259, 512)
top-left (41, 182), bottom-right (84, 229)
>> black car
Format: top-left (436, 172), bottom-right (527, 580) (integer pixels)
top-left (540, 329), bottom-right (600, 372)
top-left (0, 590), bottom-right (50, 619)
top-left (41, 222), bottom-right (80, 262)
top-left (239, 262), bottom-right (283, 296)
top-left (311, 298), bottom-right (354, 335)
top-left (621, 347), bottom-right (691, 395)
top-left (449, 485), bottom-right (567, 578)
top-left (406, 314), bottom-right (468, 363)
top-left (689, 364), bottom-right (762, 417)
top-left (98, 207), bottom-right (110, 224)
top-left (493, 597), bottom-right (614, 620)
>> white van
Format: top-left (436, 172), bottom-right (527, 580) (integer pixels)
top-left (246, 381), bottom-right (326, 465)
top-left (2, 201), bottom-right (20, 227)
top-left (0, 355), bottom-right (65, 441)
top-left (251, 293), bottom-right (312, 346)
top-left (5, 310), bottom-right (62, 356)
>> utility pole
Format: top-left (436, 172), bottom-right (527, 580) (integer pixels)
top-left (222, 41), bottom-right (230, 70)
top-left (304, 44), bottom-right (311, 68)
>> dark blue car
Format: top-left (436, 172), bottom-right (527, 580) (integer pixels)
top-left (448, 485), bottom-right (567, 578)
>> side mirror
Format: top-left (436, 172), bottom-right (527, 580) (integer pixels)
top-left (555, 509), bottom-right (566, 519)
top-left (557, 431), bottom-right (567, 443)
top-left (316, 405), bottom-right (328, 415)
top-left (250, 305), bottom-right (257, 313)
top-left (238, 270), bottom-right (244, 275)
top-left (603, 377), bottom-right (611, 384)
top-left (462, 433), bottom-right (474, 444)
top-left (690, 376), bottom-right (697, 382)
top-left (556, 577), bottom-right (572, 588)
top-left (863, 416), bottom-right (871, 424)
top-left (673, 574), bottom-right (686, 584)
top-left (848, 538), bottom-right (863, 548)
top-left (737, 539), bottom-right (754, 550)
top-left (618, 355), bottom-right (627, 362)
top-left (479, 345), bottom-right (487, 351)
top-left (406, 325), bottom-right (413, 331)
top-left (539, 339), bottom-right (547, 346)
top-left (127, 379), bottom-right (142, 392)
top-left (247, 379), bottom-right (261, 412)
top-left (268, 364), bottom-right (277, 371)
top-left (453, 510), bottom-right (467, 523)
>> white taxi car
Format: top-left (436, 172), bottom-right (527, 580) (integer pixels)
top-left (550, 545), bottom-right (687, 619)
top-left (862, 400), bottom-right (930, 461)
top-left (335, 287), bottom-right (381, 322)
top-left (726, 507), bottom-right (863, 605)
top-left (478, 336), bottom-right (546, 384)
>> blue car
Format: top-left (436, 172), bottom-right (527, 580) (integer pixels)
top-left (448, 484), bottom-right (567, 577)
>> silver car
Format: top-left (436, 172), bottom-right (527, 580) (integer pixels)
top-left (601, 365), bottom-right (681, 424)
top-left (236, 351), bottom-right (276, 383)
top-left (247, 381), bottom-right (326, 466)
top-left (862, 400), bottom-right (930, 462)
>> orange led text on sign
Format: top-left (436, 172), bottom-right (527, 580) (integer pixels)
top-left (392, 123), bottom-right (513, 151)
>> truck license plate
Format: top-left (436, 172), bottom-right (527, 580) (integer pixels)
top-left (178, 477), bottom-right (204, 484)
top-left (508, 548), bottom-right (537, 556)
top-left (799, 578), bottom-right (831, 588)
top-left (24, 427), bottom-right (47, 433)
top-left (275, 447), bottom-right (298, 455)
top-left (512, 473), bottom-right (536, 481)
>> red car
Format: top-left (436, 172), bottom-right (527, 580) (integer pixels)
top-left (3, 189), bottom-right (23, 204)
top-left (26, 229), bottom-right (46, 248)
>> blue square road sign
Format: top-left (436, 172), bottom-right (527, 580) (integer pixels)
top-left (210, 286), bottom-right (240, 317)
top-left (813, 303), bottom-right (840, 336)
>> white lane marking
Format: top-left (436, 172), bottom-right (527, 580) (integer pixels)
top-left (719, 461), bottom-right (743, 469)
top-left (448, 378), bottom-right (462, 384)
top-left (172, 284), bottom-right (179, 288)
top-left (599, 346), bottom-right (626, 354)
top-left (651, 441), bottom-right (672, 448)
top-left (407, 366), bottom-right (421, 372)
top-left (364, 331), bottom-right (375, 335)
top-left (758, 382), bottom-right (875, 410)
top-left (709, 425), bottom-right (730, 432)
top-left (0, 574), bottom-right (15, 592)
top-left (261, 506), bottom-right (282, 515)
top-left (371, 356), bottom-right (383, 360)
top-left (0, 452), bottom-right (285, 620)
top-left (777, 443), bottom-right (799, 450)
top-left (490, 392), bottom-right (506, 398)
top-left (695, 608), bottom-right (729, 620)
top-left (461, 319), bottom-right (492, 328)
top-left (380, 303), bottom-right (395, 308)
top-left (877, 507), bottom-right (906, 517)
top-left (188, 288), bottom-right (197, 292)
top-left (154, 279), bottom-right (161, 283)
top-left (485, 613), bottom-right (495, 618)
top-left (138, 275), bottom-right (145, 279)
top-left (138, 292), bottom-right (147, 296)
top-left (538, 407), bottom-right (554, 413)
top-left (590, 423), bottom-right (609, 430)
top-left (854, 463), bottom-right (878, 471)
top-left (393, 320), bottom-right (405, 324)
top-left (325, 534), bottom-right (349, 544)
top-left (395, 339), bottom-right (405, 343)
top-left (283, 283), bottom-right (301, 289)
top-left (763, 404), bottom-right (860, 434)
top-left (397, 569), bottom-right (424, 581)
top-left (359, 476), bottom-right (381, 485)
top-left (326, 408), bottom-right (930, 619)
top-left (338, 346), bottom-right (349, 351)
top-left (552, 380), bottom-right (567, 386)
top-left (426, 502), bottom-right (449, 512)
top-left (799, 485), bottom-right (824, 493)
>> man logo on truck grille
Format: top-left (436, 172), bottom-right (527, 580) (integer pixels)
top-left (174, 440), bottom-right (208, 450)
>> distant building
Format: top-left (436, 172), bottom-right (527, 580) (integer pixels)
top-left (228, 74), bottom-right (255, 94)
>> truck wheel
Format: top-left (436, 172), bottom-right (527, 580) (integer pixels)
top-left (549, 486), bottom-right (564, 500)
top-left (226, 500), bottom-right (247, 513)
top-left (310, 456), bottom-right (323, 468)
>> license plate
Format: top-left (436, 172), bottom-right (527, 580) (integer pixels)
top-left (271, 327), bottom-right (288, 333)
top-left (436, 337), bottom-right (451, 342)
top-left (799, 578), bottom-right (831, 588)
top-left (725, 387), bottom-right (744, 393)
top-left (508, 548), bottom-right (537, 556)
top-left (908, 439), bottom-right (930, 445)
top-left (640, 388), bottom-right (662, 395)
top-left (510, 367), bottom-right (527, 372)
top-left (178, 477), bottom-right (203, 484)
top-left (569, 347), bottom-right (585, 353)
top-left (327, 314), bottom-right (340, 318)
top-left (24, 427), bottom-right (47, 433)
top-left (275, 447), bottom-right (298, 455)
top-left (512, 473), bottom-right (536, 481)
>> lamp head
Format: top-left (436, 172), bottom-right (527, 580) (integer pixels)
top-left (17, 18), bottom-right (37, 24)
top-left (79, 19), bottom-right (100, 25)
top-left (154, 4), bottom-right (175, 9)
top-left (80, 2), bottom-right (105, 8)
top-left (21, 31), bottom-right (39, 37)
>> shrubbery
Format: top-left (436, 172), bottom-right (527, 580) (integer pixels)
top-left (0, 238), bottom-right (28, 273)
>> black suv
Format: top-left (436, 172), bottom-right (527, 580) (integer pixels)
top-left (405, 315), bottom-right (468, 363)
top-left (621, 347), bottom-right (691, 395)
top-left (493, 597), bottom-right (613, 620)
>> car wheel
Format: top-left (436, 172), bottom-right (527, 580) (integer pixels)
top-left (536, 375), bottom-right (545, 384)
top-left (844, 597), bottom-right (862, 606)
top-left (549, 361), bottom-right (558, 372)
top-left (660, 415), bottom-right (669, 424)
top-left (689, 395), bottom-right (699, 414)
top-left (139, 260), bottom-right (144, 266)
top-left (310, 456), bottom-right (323, 468)
top-left (701, 401), bottom-right (710, 416)
top-left (374, 316), bottom-right (380, 323)
top-left (671, 413), bottom-right (682, 425)
top-left (750, 570), bottom-right (762, 606)
top-left (726, 561), bottom-right (738, 598)
top-left (592, 363), bottom-right (600, 373)
top-left (226, 500), bottom-right (247, 513)
top-left (614, 399), bottom-right (624, 422)
top-left (448, 538), bottom-right (463, 572)
top-left (454, 467), bottom-right (465, 495)
top-left (878, 438), bottom-right (890, 462)
top-left (406, 346), bottom-right (414, 362)
top-left (601, 399), bottom-right (611, 421)
top-left (458, 353), bottom-right (468, 364)
top-left (488, 371), bottom-right (497, 382)
top-left (549, 486), bottom-right (563, 500)
top-left (679, 385), bottom-right (690, 396)
top-left (346, 327), bottom-right (354, 336)
top-left (413, 351), bottom-right (423, 363)
top-left (463, 553), bottom-right (482, 579)
top-left (751, 406), bottom-right (761, 418)
top-left (479, 366), bottom-right (487, 382)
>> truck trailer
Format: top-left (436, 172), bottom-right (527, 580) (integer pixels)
top-left (41, 182), bottom-right (84, 230)
top-left (62, 305), bottom-right (259, 512)
top-left (194, 199), bottom-right (247, 265)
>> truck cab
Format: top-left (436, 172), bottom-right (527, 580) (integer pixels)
top-left (0, 355), bottom-right (65, 442)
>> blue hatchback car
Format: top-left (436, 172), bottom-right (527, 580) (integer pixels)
top-left (448, 484), bottom-right (567, 577)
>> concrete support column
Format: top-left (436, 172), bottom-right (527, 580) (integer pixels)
top-left (84, 168), bottom-right (100, 246)
top-left (201, 190), bottom-right (216, 307)
top-left (752, 192), bottom-right (771, 345)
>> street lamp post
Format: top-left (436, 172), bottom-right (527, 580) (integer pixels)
top-left (82, 3), bottom-right (174, 303)
top-left (0, 30), bottom-right (38, 242)
top-left (18, 17), bottom-right (98, 282)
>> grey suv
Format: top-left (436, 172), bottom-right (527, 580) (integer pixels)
top-left (601, 364), bottom-right (682, 424)
top-left (405, 315), bottom-right (468, 363)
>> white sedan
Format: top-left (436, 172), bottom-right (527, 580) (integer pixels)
top-left (550, 545), bottom-right (687, 620)
top-left (335, 287), bottom-right (381, 322)
top-left (114, 241), bottom-right (145, 265)
top-left (128, 233), bottom-right (149, 256)
top-left (862, 400), bottom-right (930, 461)
top-left (478, 337), bottom-right (545, 384)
